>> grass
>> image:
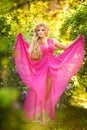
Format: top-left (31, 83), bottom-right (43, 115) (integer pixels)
top-left (23, 100), bottom-right (87, 130)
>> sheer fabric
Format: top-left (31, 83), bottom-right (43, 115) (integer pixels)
top-left (14, 33), bottom-right (84, 120)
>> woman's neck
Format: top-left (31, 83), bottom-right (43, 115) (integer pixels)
top-left (40, 37), bottom-right (48, 45)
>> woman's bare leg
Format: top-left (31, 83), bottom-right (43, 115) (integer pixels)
top-left (38, 75), bottom-right (52, 124)
top-left (38, 109), bottom-right (46, 125)
top-left (45, 75), bottom-right (52, 101)
top-left (40, 76), bottom-right (52, 124)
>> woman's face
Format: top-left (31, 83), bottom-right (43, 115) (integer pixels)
top-left (37, 26), bottom-right (47, 38)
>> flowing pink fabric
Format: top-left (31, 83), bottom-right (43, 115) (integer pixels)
top-left (14, 33), bottom-right (84, 120)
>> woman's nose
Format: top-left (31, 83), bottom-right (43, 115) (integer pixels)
top-left (39, 31), bottom-right (43, 34)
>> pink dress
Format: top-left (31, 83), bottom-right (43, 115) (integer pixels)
top-left (14, 33), bottom-right (84, 120)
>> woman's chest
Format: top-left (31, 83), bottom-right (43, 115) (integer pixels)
top-left (40, 39), bottom-right (55, 54)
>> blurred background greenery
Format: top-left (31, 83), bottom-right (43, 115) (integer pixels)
top-left (0, 0), bottom-right (87, 130)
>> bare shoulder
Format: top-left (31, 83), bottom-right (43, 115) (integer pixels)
top-left (50, 38), bottom-right (67, 50)
top-left (49, 38), bottom-right (55, 43)
top-left (51, 38), bottom-right (56, 42)
top-left (51, 38), bottom-right (60, 45)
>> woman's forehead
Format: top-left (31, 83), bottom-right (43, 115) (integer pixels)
top-left (38, 26), bottom-right (45, 29)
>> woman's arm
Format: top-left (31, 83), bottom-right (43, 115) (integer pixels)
top-left (53, 35), bottom-right (81, 50)
top-left (53, 38), bottom-right (67, 50)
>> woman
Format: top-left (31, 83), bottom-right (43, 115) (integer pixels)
top-left (14, 23), bottom-right (84, 124)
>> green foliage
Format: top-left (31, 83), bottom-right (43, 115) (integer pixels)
top-left (0, 88), bottom-right (27, 130)
top-left (59, 2), bottom-right (87, 93)
top-left (77, 73), bottom-right (87, 88)
top-left (59, 3), bottom-right (87, 39)
top-left (66, 76), bottom-right (87, 108)
top-left (0, 0), bottom-right (53, 14)
top-left (0, 88), bottom-right (18, 108)
top-left (0, 16), bottom-right (11, 37)
top-left (0, 36), bottom-right (26, 90)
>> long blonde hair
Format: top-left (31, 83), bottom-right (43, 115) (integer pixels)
top-left (29, 23), bottom-right (49, 60)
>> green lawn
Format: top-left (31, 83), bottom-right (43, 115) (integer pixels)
top-left (23, 103), bottom-right (87, 130)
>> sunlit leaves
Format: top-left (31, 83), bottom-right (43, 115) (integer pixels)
top-left (0, 16), bottom-right (11, 37)
top-left (59, 2), bottom-right (87, 40)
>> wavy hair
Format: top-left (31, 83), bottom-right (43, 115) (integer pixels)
top-left (29, 23), bottom-right (49, 60)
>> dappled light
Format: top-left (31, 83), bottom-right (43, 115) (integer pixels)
top-left (0, 0), bottom-right (87, 130)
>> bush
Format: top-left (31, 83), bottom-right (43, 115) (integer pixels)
top-left (0, 88), bottom-right (27, 130)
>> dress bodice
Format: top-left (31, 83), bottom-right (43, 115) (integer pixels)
top-left (40, 39), bottom-right (55, 56)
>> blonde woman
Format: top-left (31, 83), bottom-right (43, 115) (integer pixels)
top-left (14, 23), bottom-right (84, 124)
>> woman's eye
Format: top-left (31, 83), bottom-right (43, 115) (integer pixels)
top-left (38, 29), bottom-right (45, 31)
